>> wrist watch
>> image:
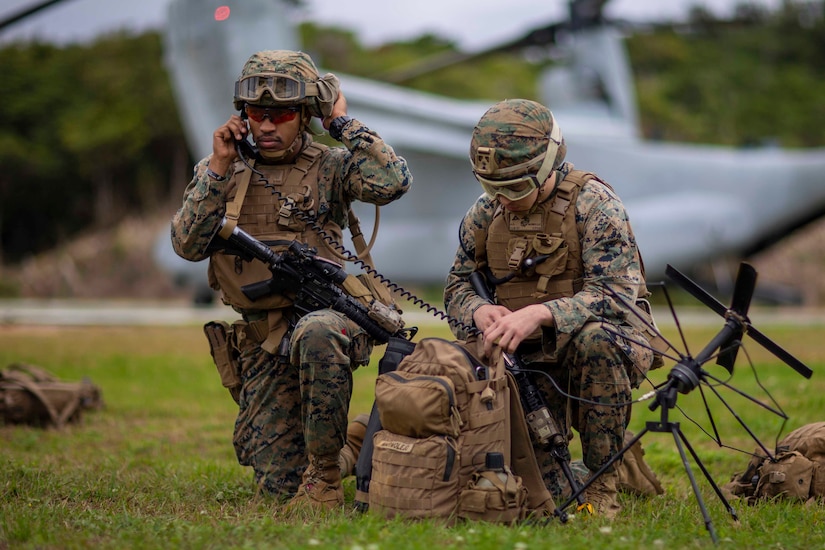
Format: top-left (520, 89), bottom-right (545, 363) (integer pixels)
top-left (329, 116), bottom-right (353, 141)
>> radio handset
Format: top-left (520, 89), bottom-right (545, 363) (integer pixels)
top-left (235, 137), bottom-right (258, 160)
top-left (236, 108), bottom-right (258, 160)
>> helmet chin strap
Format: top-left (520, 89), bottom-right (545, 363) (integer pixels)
top-left (258, 146), bottom-right (291, 161)
top-left (257, 133), bottom-right (303, 162)
top-left (526, 170), bottom-right (559, 215)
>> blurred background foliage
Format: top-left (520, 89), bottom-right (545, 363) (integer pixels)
top-left (0, 1), bottom-right (823, 266)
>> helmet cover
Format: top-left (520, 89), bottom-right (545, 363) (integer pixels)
top-left (470, 99), bottom-right (566, 180)
top-left (234, 50), bottom-right (338, 118)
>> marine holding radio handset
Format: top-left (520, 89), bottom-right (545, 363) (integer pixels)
top-left (171, 50), bottom-right (411, 512)
top-left (207, 66), bottom-right (348, 177)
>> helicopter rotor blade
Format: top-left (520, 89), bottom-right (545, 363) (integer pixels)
top-left (379, 0), bottom-right (614, 84)
top-left (0, 0), bottom-right (76, 32)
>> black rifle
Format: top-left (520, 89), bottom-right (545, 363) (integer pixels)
top-left (213, 219), bottom-right (416, 510)
top-left (469, 270), bottom-right (586, 507)
top-left (215, 220), bottom-right (410, 343)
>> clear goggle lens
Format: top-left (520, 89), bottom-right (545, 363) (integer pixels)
top-left (472, 112), bottom-right (562, 202)
top-left (235, 73), bottom-right (307, 103)
top-left (475, 174), bottom-right (539, 201)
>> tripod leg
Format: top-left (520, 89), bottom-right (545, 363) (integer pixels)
top-left (670, 424), bottom-right (719, 544)
top-left (675, 428), bottom-right (739, 521)
top-left (556, 427), bottom-right (649, 515)
top-left (555, 449), bottom-right (585, 506)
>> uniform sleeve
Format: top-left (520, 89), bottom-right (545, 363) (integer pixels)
top-left (443, 194), bottom-right (496, 339)
top-left (543, 183), bottom-right (643, 337)
top-left (331, 119), bottom-right (412, 205)
top-left (170, 155), bottom-right (234, 261)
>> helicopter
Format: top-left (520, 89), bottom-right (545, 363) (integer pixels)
top-left (4, 0), bottom-right (825, 303)
top-left (156, 0), bottom-right (825, 301)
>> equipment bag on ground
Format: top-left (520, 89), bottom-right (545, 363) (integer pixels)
top-left (0, 363), bottom-right (103, 428)
top-left (722, 421), bottom-right (825, 505)
top-left (368, 337), bottom-right (555, 524)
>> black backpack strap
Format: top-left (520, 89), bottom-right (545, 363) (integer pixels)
top-left (354, 336), bottom-right (417, 510)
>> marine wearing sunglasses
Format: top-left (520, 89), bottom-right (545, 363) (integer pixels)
top-left (243, 104), bottom-right (301, 124)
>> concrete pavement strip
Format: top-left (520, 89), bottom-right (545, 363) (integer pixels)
top-left (2, 299), bottom-right (825, 328)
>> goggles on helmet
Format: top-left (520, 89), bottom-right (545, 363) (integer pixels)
top-left (473, 114), bottom-right (562, 201)
top-left (234, 73), bottom-right (320, 104)
top-left (474, 140), bottom-right (558, 201)
top-left (476, 173), bottom-right (540, 201)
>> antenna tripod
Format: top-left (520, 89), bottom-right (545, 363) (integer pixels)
top-left (555, 262), bottom-right (813, 543)
top-left (556, 332), bottom-right (742, 543)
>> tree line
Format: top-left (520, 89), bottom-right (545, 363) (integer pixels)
top-left (0, 1), bottom-right (822, 266)
top-left (0, 32), bottom-right (187, 264)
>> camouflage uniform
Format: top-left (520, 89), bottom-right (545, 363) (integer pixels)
top-left (444, 99), bottom-right (653, 501)
top-left (171, 51), bottom-right (411, 498)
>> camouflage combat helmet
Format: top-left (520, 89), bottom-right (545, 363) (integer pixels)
top-left (233, 50), bottom-right (339, 118)
top-left (470, 99), bottom-right (566, 199)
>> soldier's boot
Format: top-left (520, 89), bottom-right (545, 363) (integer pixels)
top-left (339, 413), bottom-right (370, 477)
top-left (288, 454), bottom-right (344, 511)
top-left (584, 470), bottom-right (622, 519)
top-left (617, 430), bottom-right (664, 497)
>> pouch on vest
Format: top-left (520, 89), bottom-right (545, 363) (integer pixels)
top-left (0, 363), bottom-right (103, 428)
top-left (532, 233), bottom-right (567, 280)
top-left (203, 321), bottom-right (241, 404)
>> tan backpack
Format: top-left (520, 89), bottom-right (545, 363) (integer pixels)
top-left (723, 422), bottom-right (825, 504)
top-left (0, 363), bottom-right (103, 428)
top-left (368, 338), bottom-right (554, 524)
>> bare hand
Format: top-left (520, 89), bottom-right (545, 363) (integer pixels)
top-left (473, 303), bottom-right (511, 332)
top-left (481, 304), bottom-right (554, 356)
top-left (209, 115), bottom-right (248, 175)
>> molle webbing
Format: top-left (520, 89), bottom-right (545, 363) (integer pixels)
top-left (242, 144), bottom-right (324, 234)
top-left (208, 142), bottom-right (344, 312)
top-left (484, 171), bottom-right (593, 310)
top-left (218, 143), bottom-right (326, 240)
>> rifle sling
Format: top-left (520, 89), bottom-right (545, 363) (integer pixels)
top-left (218, 162), bottom-right (253, 240)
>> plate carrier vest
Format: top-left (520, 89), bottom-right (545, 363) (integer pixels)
top-left (208, 142), bottom-right (339, 312)
top-left (476, 169), bottom-right (594, 313)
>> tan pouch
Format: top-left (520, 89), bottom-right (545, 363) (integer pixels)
top-left (756, 451), bottom-right (814, 501)
top-left (369, 431), bottom-right (461, 523)
top-left (457, 467), bottom-right (527, 524)
top-left (203, 321), bottom-right (241, 404)
top-left (532, 233), bottom-right (568, 278)
top-left (376, 371), bottom-right (461, 438)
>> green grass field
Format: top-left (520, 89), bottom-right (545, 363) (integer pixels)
top-left (2, 316), bottom-right (824, 549)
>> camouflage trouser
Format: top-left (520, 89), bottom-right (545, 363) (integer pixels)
top-left (531, 321), bottom-right (651, 499)
top-left (232, 309), bottom-right (371, 498)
